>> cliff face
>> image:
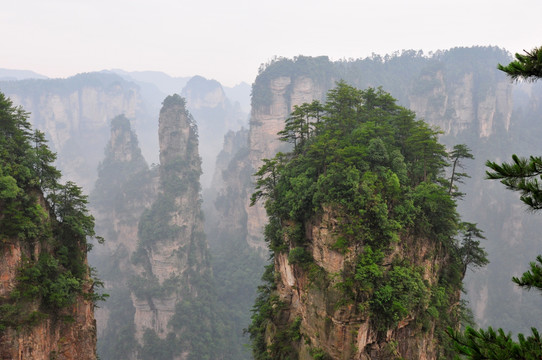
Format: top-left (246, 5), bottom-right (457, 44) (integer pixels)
top-left (0, 92), bottom-right (98, 360)
top-left (246, 75), bottom-right (327, 249)
top-left (182, 76), bottom-right (226, 110)
top-left (271, 212), bottom-right (450, 359)
top-left (408, 69), bottom-right (512, 138)
top-left (205, 128), bottom-right (250, 246)
top-left (0, 239), bottom-right (97, 360)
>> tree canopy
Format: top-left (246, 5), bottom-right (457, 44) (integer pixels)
top-left (248, 82), bottom-right (485, 359)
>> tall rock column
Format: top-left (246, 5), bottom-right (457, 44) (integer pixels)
top-left (130, 94), bottom-right (219, 359)
top-left (90, 114), bottom-right (156, 359)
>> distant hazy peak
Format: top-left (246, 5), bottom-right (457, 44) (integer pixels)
top-left (106, 69), bottom-right (190, 95)
top-left (0, 68), bottom-right (48, 80)
top-left (182, 75), bottom-right (226, 110)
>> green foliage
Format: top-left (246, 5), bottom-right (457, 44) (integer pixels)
top-left (308, 347), bottom-right (332, 360)
top-left (456, 222), bottom-right (489, 276)
top-left (137, 194), bottom-right (180, 246)
top-left (370, 261), bottom-right (429, 330)
top-left (169, 292), bottom-right (219, 360)
top-left (486, 154), bottom-right (542, 210)
top-left (288, 247), bottom-right (313, 267)
top-left (354, 246), bottom-right (385, 294)
top-left (246, 264), bottom-right (278, 360)
top-left (447, 144), bottom-right (474, 198)
top-left (512, 255), bottom-right (542, 291)
top-left (278, 101), bottom-right (324, 150)
top-left (96, 287), bottom-right (137, 360)
top-left (498, 46), bottom-right (542, 82)
top-left (128, 273), bottom-right (178, 300)
top-left (209, 230), bottom-right (266, 360)
top-left (139, 329), bottom-right (179, 360)
top-left (91, 114), bottom-right (149, 214)
top-left (161, 93), bottom-right (189, 111)
top-left (249, 83), bottom-right (474, 358)
top-left (412, 182), bottom-right (458, 242)
top-left (267, 316), bottom-right (303, 359)
top-left (0, 302), bottom-right (47, 331)
top-left (0, 173), bottom-right (20, 199)
top-left (449, 326), bottom-right (542, 359)
top-left (16, 253), bottom-right (81, 309)
top-left (0, 91), bottom-right (104, 330)
top-left (354, 248), bottom-right (429, 330)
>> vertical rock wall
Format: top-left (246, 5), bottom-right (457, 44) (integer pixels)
top-left (0, 240), bottom-right (97, 360)
top-left (246, 76), bottom-right (327, 249)
top-left (130, 94), bottom-right (216, 359)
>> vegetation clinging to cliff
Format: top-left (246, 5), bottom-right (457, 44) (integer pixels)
top-left (248, 83), bottom-right (486, 358)
top-left (0, 92), bottom-right (104, 331)
top-left (251, 82), bottom-right (456, 244)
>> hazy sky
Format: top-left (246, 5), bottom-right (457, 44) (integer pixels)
top-left (3, 0), bottom-right (541, 86)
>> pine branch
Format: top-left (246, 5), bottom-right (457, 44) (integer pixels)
top-left (498, 47), bottom-right (542, 82)
top-left (512, 255), bottom-right (542, 292)
top-left (449, 326), bottom-right (542, 359)
top-left (486, 155), bottom-right (542, 210)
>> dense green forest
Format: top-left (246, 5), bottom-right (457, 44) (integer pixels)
top-left (247, 83), bottom-right (487, 358)
top-left (0, 92), bottom-right (104, 330)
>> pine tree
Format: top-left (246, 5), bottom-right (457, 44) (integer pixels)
top-left (448, 144), bottom-right (474, 198)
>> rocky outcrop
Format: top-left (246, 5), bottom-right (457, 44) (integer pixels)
top-left (182, 76), bottom-right (227, 110)
top-left (212, 48), bottom-right (522, 356)
top-left (129, 94), bottom-right (218, 359)
top-left (270, 211), bottom-right (452, 359)
top-left (92, 96), bottom-right (232, 359)
top-left (0, 239), bottom-right (97, 360)
top-left (245, 82), bottom-right (466, 358)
